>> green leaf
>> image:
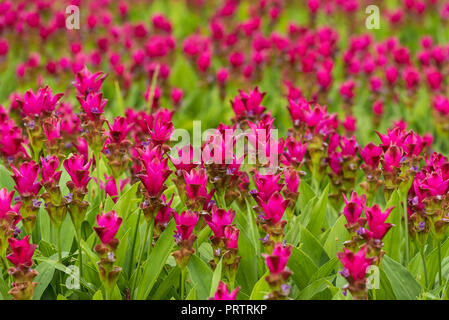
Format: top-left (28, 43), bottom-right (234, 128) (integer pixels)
top-left (296, 277), bottom-right (333, 300)
top-left (299, 224), bottom-right (329, 266)
top-left (92, 290), bottom-right (103, 300)
top-left (134, 220), bottom-right (176, 300)
top-left (249, 272), bottom-right (269, 300)
top-left (188, 255), bottom-right (213, 300)
top-left (305, 184), bottom-right (329, 236)
top-left (323, 215), bottom-right (350, 259)
top-left (113, 182), bottom-right (140, 220)
top-left (287, 247), bottom-right (318, 291)
top-left (186, 287), bottom-right (198, 300)
top-left (382, 255), bottom-right (421, 300)
top-left (209, 258), bottom-right (222, 297)
top-left (33, 256), bottom-right (57, 300)
top-left (151, 267), bottom-right (180, 299)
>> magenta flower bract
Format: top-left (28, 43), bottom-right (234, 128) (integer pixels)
top-left (210, 281), bottom-right (240, 300)
top-left (173, 210), bottom-right (199, 243)
top-left (259, 192), bottom-right (289, 225)
top-left (205, 206), bottom-right (236, 238)
top-left (365, 204), bottom-right (394, 240)
top-left (6, 235), bottom-right (37, 268)
top-left (93, 210), bottom-right (123, 245)
top-left (63, 154), bottom-right (92, 190)
top-left (11, 161), bottom-right (41, 197)
top-left (337, 247), bottom-right (373, 280)
top-left (263, 242), bottom-right (292, 275)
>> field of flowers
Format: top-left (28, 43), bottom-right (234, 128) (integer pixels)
top-left (1, 0), bottom-right (449, 301)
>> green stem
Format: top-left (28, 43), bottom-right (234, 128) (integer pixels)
top-left (438, 240), bottom-right (443, 286)
top-left (402, 192), bottom-right (410, 265)
top-left (75, 229), bottom-right (84, 280)
top-left (129, 209), bottom-right (142, 281)
top-left (146, 220), bottom-right (155, 258)
top-left (419, 244), bottom-right (429, 289)
top-left (56, 226), bottom-right (62, 263)
top-left (180, 267), bottom-right (186, 300)
top-left (131, 219), bottom-right (151, 296)
top-left (372, 288), bottom-right (377, 301)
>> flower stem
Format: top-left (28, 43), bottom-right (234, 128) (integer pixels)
top-left (131, 219), bottom-right (151, 296)
top-left (402, 192), bottom-right (410, 266)
top-left (129, 209), bottom-right (142, 281)
top-left (56, 226), bottom-right (62, 263)
top-left (75, 229), bottom-right (84, 280)
top-left (419, 244), bottom-right (429, 288)
top-left (180, 267), bottom-right (186, 300)
top-left (438, 240), bottom-right (443, 286)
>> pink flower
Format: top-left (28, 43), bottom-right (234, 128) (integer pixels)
top-left (382, 145), bottom-right (403, 172)
top-left (259, 192), bottom-right (289, 225)
top-left (6, 235), bottom-right (37, 268)
top-left (11, 161), bottom-right (41, 196)
top-left (155, 194), bottom-right (175, 229)
top-left (360, 142), bottom-right (383, 168)
top-left (338, 247), bottom-right (373, 280)
top-left (224, 225), bottom-right (240, 250)
top-left (170, 88), bottom-right (183, 106)
top-left (106, 116), bottom-right (131, 144)
top-left (63, 154), bottom-right (92, 190)
top-left (283, 136), bottom-right (307, 166)
top-left (365, 205), bottom-right (394, 240)
top-left (73, 67), bottom-right (107, 97)
top-left (231, 87), bottom-right (266, 121)
top-left (263, 242), bottom-right (292, 275)
top-left (169, 145), bottom-right (198, 173)
top-left (93, 210), bottom-right (122, 245)
top-left (147, 112), bottom-right (174, 144)
top-left (138, 148), bottom-right (171, 198)
top-left (0, 188), bottom-right (21, 224)
top-left (253, 172), bottom-right (283, 203)
top-left (19, 86), bottom-right (63, 116)
top-left (283, 168), bottom-right (300, 196)
top-left (183, 168), bottom-right (210, 202)
top-left (43, 117), bottom-right (61, 143)
top-left (342, 192), bottom-right (366, 226)
top-left (210, 281), bottom-right (240, 300)
top-left (77, 92), bottom-right (107, 120)
top-left (205, 207), bottom-right (236, 238)
top-left (173, 210), bottom-right (199, 243)
top-left (40, 156), bottom-right (62, 186)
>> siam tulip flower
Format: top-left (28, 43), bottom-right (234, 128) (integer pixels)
top-left (282, 136), bottom-right (308, 169)
top-left (365, 205), bottom-right (393, 241)
top-left (342, 192), bottom-right (367, 231)
top-left (77, 92), bottom-right (107, 122)
top-left (94, 210), bottom-right (123, 247)
top-left (182, 168), bottom-right (214, 211)
top-left (155, 194), bottom-right (175, 236)
top-left (64, 154), bottom-right (92, 232)
top-left (172, 210), bottom-right (199, 269)
top-left (73, 67), bottom-right (107, 98)
top-left (104, 117), bottom-right (132, 179)
top-left (169, 144), bottom-right (198, 174)
top-left (0, 188), bottom-right (21, 257)
top-left (262, 242), bottom-right (293, 300)
top-left (63, 154), bottom-right (92, 192)
top-left (93, 211), bottom-right (122, 297)
top-left (205, 207), bottom-right (236, 238)
top-left (19, 86), bottom-right (63, 117)
top-left (210, 281), bottom-right (240, 300)
top-left (258, 192), bottom-right (289, 247)
top-left (11, 161), bottom-right (41, 234)
top-left (337, 246), bottom-right (373, 300)
top-left (40, 156), bottom-right (66, 230)
top-left (252, 172), bottom-right (284, 204)
top-left (0, 120), bottom-right (29, 166)
top-left (171, 87), bottom-right (183, 107)
top-left (282, 168), bottom-right (300, 213)
top-left (6, 235), bottom-right (38, 300)
top-left (231, 87), bottom-right (266, 123)
top-left (147, 112), bottom-right (174, 146)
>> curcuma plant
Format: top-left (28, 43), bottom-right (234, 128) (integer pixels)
top-left (1, 0), bottom-right (449, 301)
